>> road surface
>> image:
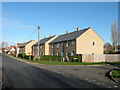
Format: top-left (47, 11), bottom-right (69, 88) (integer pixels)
top-left (2, 54), bottom-right (119, 88)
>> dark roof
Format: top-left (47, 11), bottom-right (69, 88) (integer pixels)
top-left (50, 27), bottom-right (90, 43)
top-left (20, 40), bottom-right (33, 48)
top-left (33, 35), bottom-right (55, 46)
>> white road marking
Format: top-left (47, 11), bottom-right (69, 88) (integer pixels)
top-left (85, 78), bottom-right (88, 80)
top-left (114, 86), bottom-right (118, 88)
top-left (97, 83), bottom-right (100, 84)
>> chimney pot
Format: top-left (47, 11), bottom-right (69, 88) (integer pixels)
top-left (49, 34), bottom-right (51, 37)
top-left (77, 27), bottom-right (79, 31)
top-left (44, 36), bottom-right (46, 39)
top-left (67, 30), bottom-right (69, 34)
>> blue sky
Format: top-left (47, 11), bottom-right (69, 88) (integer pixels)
top-left (2, 2), bottom-right (118, 46)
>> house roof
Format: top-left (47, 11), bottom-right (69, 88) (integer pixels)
top-left (17, 43), bottom-right (24, 48)
top-left (33, 35), bottom-right (55, 46)
top-left (20, 40), bottom-right (33, 48)
top-left (5, 47), bottom-right (9, 50)
top-left (50, 27), bottom-right (90, 43)
top-left (7, 46), bottom-right (16, 51)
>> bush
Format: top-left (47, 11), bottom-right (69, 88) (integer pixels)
top-left (69, 56), bottom-right (82, 62)
top-left (24, 55), bottom-right (29, 59)
top-left (18, 54), bottom-right (22, 58)
top-left (22, 53), bottom-right (26, 58)
top-left (40, 55), bottom-right (62, 61)
top-left (28, 55), bottom-right (35, 60)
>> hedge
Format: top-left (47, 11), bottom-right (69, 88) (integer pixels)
top-left (69, 56), bottom-right (82, 62)
top-left (18, 53), bottom-right (34, 60)
top-left (40, 55), bottom-right (62, 61)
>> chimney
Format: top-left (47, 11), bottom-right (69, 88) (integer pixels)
top-left (77, 27), bottom-right (79, 31)
top-left (44, 36), bottom-right (46, 39)
top-left (67, 30), bottom-right (69, 34)
top-left (49, 34), bottom-right (51, 37)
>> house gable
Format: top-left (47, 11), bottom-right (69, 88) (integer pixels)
top-left (76, 27), bottom-right (104, 54)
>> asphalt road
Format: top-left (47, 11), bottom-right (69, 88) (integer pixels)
top-left (2, 54), bottom-right (119, 88)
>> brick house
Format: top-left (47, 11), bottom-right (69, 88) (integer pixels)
top-left (32, 35), bottom-right (57, 56)
top-left (19, 40), bottom-right (37, 55)
top-left (49, 27), bottom-right (104, 57)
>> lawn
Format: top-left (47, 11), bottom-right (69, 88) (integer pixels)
top-left (111, 70), bottom-right (120, 82)
top-left (10, 55), bottom-right (106, 65)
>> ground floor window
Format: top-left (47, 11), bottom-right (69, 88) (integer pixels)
top-left (71, 51), bottom-right (74, 56)
top-left (66, 52), bottom-right (70, 57)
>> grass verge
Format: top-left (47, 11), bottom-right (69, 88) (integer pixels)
top-left (9, 54), bottom-right (106, 65)
top-left (111, 70), bottom-right (120, 82)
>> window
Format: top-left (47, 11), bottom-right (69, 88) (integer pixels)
top-left (62, 42), bottom-right (63, 46)
top-left (40, 46), bottom-right (42, 49)
top-left (52, 44), bottom-right (53, 48)
top-left (57, 52), bottom-right (59, 56)
top-left (66, 53), bottom-right (68, 56)
top-left (57, 43), bottom-right (60, 48)
top-left (71, 51), bottom-right (74, 56)
top-left (71, 41), bottom-right (74, 45)
top-left (66, 42), bottom-right (69, 47)
top-left (93, 42), bottom-right (95, 46)
top-left (62, 52), bottom-right (64, 57)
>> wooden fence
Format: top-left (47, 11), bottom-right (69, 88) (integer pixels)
top-left (82, 54), bottom-right (120, 62)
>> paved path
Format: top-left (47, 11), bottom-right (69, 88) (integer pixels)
top-left (2, 54), bottom-right (120, 88)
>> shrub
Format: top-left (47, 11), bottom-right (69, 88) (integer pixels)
top-left (28, 55), bottom-right (35, 60)
top-left (69, 56), bottom-right (82, 62)
top-left (24, 55), bottom-right (29, 59)
top-left (18, 54), bottom-right (22, 58)
top-left (40, 55), bottom-right (62, 61)
top-left (22, 53), bottom-right (26, 58)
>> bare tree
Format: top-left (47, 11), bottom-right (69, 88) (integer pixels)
top-left (1, 41), bottom-right (9, 49)
top-left (111, 20), bottom-right (118, 51)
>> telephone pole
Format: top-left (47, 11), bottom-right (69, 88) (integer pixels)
top-left (38, 26), bottom-right (40, 61)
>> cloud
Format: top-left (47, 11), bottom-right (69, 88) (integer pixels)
top-left (2, 18), bottom-right (34, 31)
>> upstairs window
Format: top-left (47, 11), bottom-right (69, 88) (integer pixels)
top-left (71, 41), bottom-right (74, 45)
top-left (93, 42), bottom-right (95, 46)
top-left (57, 43), bottom-right (60, 48)
top-left (40, 46), bottom-right (42, 49)
top-left (62, 42), bottom-right (63, 46)
top-left (66, 42), bottom-right (69, 47)
top-left (52, 44), bottom-right (54, 48)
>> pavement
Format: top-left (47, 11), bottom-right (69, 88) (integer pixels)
top-left (2, 54), bottom-right (120, 88)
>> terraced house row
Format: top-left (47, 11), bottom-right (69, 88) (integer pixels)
top-left (33, 27), bottom-right (103, 57)
top-left (19, 27), bottom-right (104, 57)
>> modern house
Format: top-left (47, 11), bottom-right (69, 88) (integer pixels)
top-left (7, 46), bottom-right (17, 55)
top-left (17, 43), bottom-right (24, 55)
top-left (19, 40), bottom-right (37, 55)
top-left (49, 27), bottom-right (104, 57)
top-left (32, 35), bottom-right (57, 56)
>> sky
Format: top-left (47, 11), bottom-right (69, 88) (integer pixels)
top-left (2, 2), bottom-right (118, 46)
